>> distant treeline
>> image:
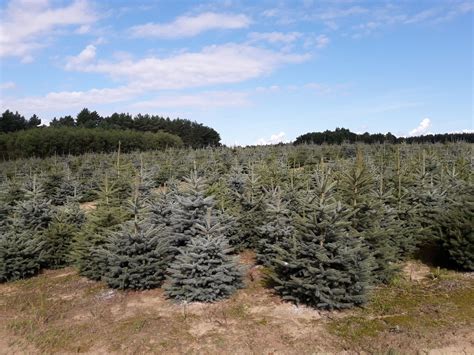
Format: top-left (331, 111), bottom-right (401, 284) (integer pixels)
top-left (0, 109), bottom-right (221, 148)
top-left (294, 128), bottom-right (474, 145)
top-left (0, 127), bottom-right (182, 160)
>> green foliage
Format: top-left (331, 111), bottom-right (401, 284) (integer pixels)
top-left (257, 187), bottom-right (295, 266)
top-left (76, 108), bottom-right (102, 128)
top-left (294, 127), bottom-right (473, 145)
top-left (228, 167), bottom-right (266, 249)
top-left (0, 140), bottom-right (471, 314)
top-left (270, 170), bottom-right (373, 310)
top-left (149, 187), bottom-right (176, 227)
top-left (338, 157), bottom-right (400, 284)
top-left (0, 110), bottom-right (41, 133)
top-left (169, 170), bottom-right (216, 248)
top-left (71, 187), bottom-right (128, 280)
top-left (42, 171), bottom-right (78, 206)
top-left (101, 220), bottom-right (171, 290)
top-left (11, 178), bottom-right (54, 231)
top-left (166, 215), bottom-right (243, 302)
top-left (438, 184), bottom-right (474, 270)
top-left (42, 204), bottom-right (85, 269)
top-left (1, 108), bottom-right (221, 155)
top-left (0, 229), bottom-right (44, 282)
top-left (0, 127), bottom-right (183, 159)
top-left (0, 181), bottom-right (13, 233)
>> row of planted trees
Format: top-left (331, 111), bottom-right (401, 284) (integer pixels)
top-left (0, 142), bottom-right (472, 309)
top-left (0, 127), bottom-right (183, 160)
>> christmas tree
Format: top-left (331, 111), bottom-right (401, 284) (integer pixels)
top-left (42, 168), bottom-right (77, 205)
top-left (42, 203), bottom-right (85, 269)
top-left (71, 174), bottom-right (128, 280)
top-left (166, 212), bottom-right (243, 302)
top-left (149, 182), bottom-right (176, 228)
top-left (438, 183), bottom-right (473, 270)
top-left (102, 221), bottom-right (171, 290)
top-left (257, 187), bottom-right (295, 266)
top-left (169, 169), bottom-right (216, 249)
top-left (228, 166), bottom-right (265, 249)
top-left (338, 158), bottom-right (400, 284)
top-left (101, 180), bottom-right (172, 289)
top-left (11, 176), bottom-right (54, 231)
top-left (0, 229), bottom-right (44, 282)
top-left (0, 181), bottom-right (12, 233)
top-left (135, 163), bottom-right (156, 200)
top-left (270, 170), bottom-right (373, 310)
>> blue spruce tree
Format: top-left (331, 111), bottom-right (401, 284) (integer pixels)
top-left (270, 170), bottom-right (373, 310)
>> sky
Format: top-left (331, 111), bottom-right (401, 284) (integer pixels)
top-left (0, 0), bottom-right (472, 146)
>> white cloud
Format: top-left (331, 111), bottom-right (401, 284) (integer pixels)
top-left (131, 91), bottom-right (250, 110)
top-left (409, 118), bottom-right (432, 136)
top-left (262, 9), bottom-right (278, 18)
top-left (65, 44), bottom-right (96, 69)
top-left (1, 87), bottom-right (250, 117)
top-left (318, 6), bottom-right (368, 21)
top-left (255, 85), bottom-right (280, 93)
top-left (0, 81), bottom-right (16, 90)
top-left (75, 24), bottom-right (91, 34)
top-left (352, 1), bottom-right (474, 38)
top-left (1, 85), bottom-right (141, 113)
top-left (303, 34), bottom-right (330, 49)
top-left (304, 82), bottom-right (349, 95)
top-left (315, 34), bottom-right (330, 48)
top-left (3, 41), bottom-right (309, 116)
top-left (130, 12), bottom-right (250, 38)
top-left (66, 43), bottom-right (310, 90)
top-left (256, 132), bottom-right (288, 145)
top-left (0, 0), bottom-right (97, 60)
top-left (432, 1), bottom-right (474, 23)
top-left (248, 32), bottom-right (302, 44)
top-left (20, 54), bottom-right (34, 63)
top-left (448, 129), bottom-right (474, 134)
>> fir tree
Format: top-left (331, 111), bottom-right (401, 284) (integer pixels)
top-left (270, 170), bottom-right (373, 310)
top-left (338, 157), bottom-right (400, 284)
top-left (102, 220), bottom-right (171, 290)
top-left (166, 212), bottom-right (243, 302)
top-left (0, 181), bottom-right (12, 233)
top-left (169, 170), bottom-right (216, 248)
top-left (71, 174), bottom-right (128, 280)
top-left (42, 203), bottom-right (85, 269)
top-left (135, 162), bottom-right (156, 200)
top-left (361, 194), bottom-right (402, 283)
top-left (438, 184), bottom-right (474, 270)
top-left (43, 169), bottom-right (77, 205)
top-left (101, 177), bottom-right (170, 290)
top-left (149, 182), bottom-right (176, 227)
top-left (1, 178), bottom-right (24, 209)
top-left (229, 167), bottom-right (265, 249)
top-left (0, 229), bottom-right (44, 282)
top-left (257, 187), bottom-right (295, 266)
top-left (11, 176), bottom-right (54, 231)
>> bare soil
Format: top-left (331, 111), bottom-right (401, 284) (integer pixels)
top-left (0, 253), bottom-right (472, 354)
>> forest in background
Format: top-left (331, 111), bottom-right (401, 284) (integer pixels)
top-left (0, 108), bottom-right (220, 158)
top-left (294, 127), bottom-right (474, 145)
top-left (1, 109), bottom-right (473, 161)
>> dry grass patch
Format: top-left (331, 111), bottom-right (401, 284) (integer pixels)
top-left (0, 260), bottom-right (472, 354)
top-left (327, 268), bottom-right (474, 353)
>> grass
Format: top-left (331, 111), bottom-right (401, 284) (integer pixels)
top-left (327, 268), bottom-right (474, 352)
top-left (0, 263), bottom-right (472, 354)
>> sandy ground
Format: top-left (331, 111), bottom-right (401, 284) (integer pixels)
top-left (0, 255), bottom-right (472, 354)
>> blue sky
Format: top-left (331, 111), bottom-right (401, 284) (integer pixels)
top-left (0, 0), bottom-right (472, 145)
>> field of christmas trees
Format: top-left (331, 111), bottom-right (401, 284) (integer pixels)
top-left (0, 142), bottom-right (473, 353)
